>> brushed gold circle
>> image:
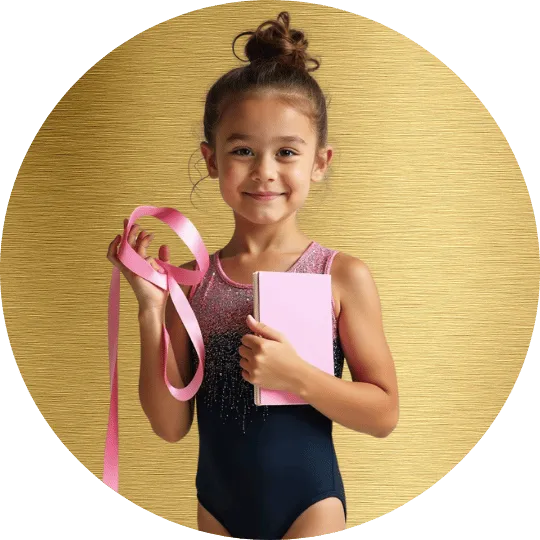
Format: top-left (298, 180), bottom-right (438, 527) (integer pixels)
top-left (1, 1), bottom-right (538, 531)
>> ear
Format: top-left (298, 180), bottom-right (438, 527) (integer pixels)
top-left (200, 141), bottom-right (219, 179)
top-left (311, 145), bottom-right (333, 183)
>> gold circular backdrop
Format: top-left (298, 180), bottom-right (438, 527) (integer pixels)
top-left (1, 0), bottom-right (539, 531)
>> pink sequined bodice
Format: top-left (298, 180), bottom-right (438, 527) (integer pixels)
top-left (187, 240), bottom-right (345, 433)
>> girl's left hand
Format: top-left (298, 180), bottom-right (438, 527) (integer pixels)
top-left (239, 314), bottom-right (309, 393)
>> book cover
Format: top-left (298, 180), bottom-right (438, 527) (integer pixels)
top-left (252, 270), bottom-right (335, 406)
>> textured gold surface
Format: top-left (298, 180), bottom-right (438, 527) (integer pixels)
top-left (1, 1), bottom-right (538, 531)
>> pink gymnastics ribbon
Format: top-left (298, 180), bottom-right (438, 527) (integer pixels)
top-left (103, 206), bottom-right (209, 492)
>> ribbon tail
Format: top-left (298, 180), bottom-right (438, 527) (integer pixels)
top-left (103, 265), bottom-right (120, 492)
top-left (105, 205), bottom-right (209, 490)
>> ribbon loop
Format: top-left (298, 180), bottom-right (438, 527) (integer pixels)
top-left (103, 206), bottom-right (209, 492)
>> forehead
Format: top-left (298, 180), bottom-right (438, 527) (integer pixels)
top-left (216, 95), bottom-right (315, 143)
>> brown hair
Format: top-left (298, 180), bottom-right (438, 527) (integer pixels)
top-left (190, 12), bottom-right (330, 205)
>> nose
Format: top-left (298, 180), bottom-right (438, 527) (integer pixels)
top-left (250, 151), bottom-right (277, 182)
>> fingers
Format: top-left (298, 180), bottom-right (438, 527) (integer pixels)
top-left (107, 234), bottom-right (124, 268)
top-left (120, 218), bottom-right (162, 267)
top-left (122, 218), bottom-right (152, 252)
top-left (124, 218), bottom-right (141, 247)
top-left (144, 254), bottom-right (164, 273)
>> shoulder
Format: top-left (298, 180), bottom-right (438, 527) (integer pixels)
top-left (167, 259), bottom-right (198, 305)
top-left (178, 259), bottom-right (197, 271)
top-left (178, 260), bottom-right (198, 287)
top-left (332, 251), bottom-right (372, 281)
top-left (330, 251), bottom-right (377, 318)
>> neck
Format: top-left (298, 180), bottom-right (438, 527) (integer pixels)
top-left (224, 213), bottom-right (310, 257)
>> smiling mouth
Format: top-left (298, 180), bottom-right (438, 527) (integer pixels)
top-left (244, 192), bottom-right (285, 195)
top-left (244, 193), bottom-right (284, 200)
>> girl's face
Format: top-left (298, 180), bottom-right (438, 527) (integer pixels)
top-left (200, 94), bottom-right (332, 225)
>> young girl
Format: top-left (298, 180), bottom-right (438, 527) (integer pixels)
top-left (107, 11), bottom-right (399, 539)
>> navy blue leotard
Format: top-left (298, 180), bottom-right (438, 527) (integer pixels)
top-left (187, 240), bottom-right (347, 539)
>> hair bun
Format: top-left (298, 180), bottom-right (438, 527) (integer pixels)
top-left (232, 11), bottom-right (320, 72)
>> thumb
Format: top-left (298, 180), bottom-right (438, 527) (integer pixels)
top-left (247, 314), bottom-right (282, 341)
top-left (159, 244), bottom-right (170, 263)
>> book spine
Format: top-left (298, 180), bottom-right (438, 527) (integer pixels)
top-left (253, 271), bottom-right (260, 405)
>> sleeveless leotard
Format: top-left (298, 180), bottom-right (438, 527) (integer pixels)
top-left (187, 240), bottom-right (347, 539)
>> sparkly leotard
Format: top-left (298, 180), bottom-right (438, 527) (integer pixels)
top-left (187, 240), bottom-right (347, 539)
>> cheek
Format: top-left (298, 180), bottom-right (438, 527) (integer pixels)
top-left (218, 176), bottom-right (242, 202)
top-left (289, 170), bottom-right (311, 193)
top-left (289, 175), bottom-right (310, 198)
top-left (222, 162), bottom-right (245, 183)
top-left (223, 161), bottom-right (237, 173)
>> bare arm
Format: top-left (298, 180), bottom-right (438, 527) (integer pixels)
top-left (292, 255), bottom-right (399, 438)
top-left (138, 260), bottom-right (197, 442)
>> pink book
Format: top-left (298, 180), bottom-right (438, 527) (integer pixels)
top-left (252, 270), bottom-right (335, 406)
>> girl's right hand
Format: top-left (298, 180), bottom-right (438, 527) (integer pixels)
top-left (107, 218), bottom-right (171, 313)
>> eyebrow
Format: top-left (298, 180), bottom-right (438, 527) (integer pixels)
top-left (225, 133), bottom-right (307, 145)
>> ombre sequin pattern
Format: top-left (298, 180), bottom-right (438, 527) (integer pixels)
top-left (187, 240), bottom-right (345, 435)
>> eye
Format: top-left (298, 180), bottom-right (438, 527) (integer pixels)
top-left (231, 148), bottom-right (298, 157)
top-left (231, 148), bottom-right (253, 156)
top-left (279, 149), bottom-right (298, 157)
